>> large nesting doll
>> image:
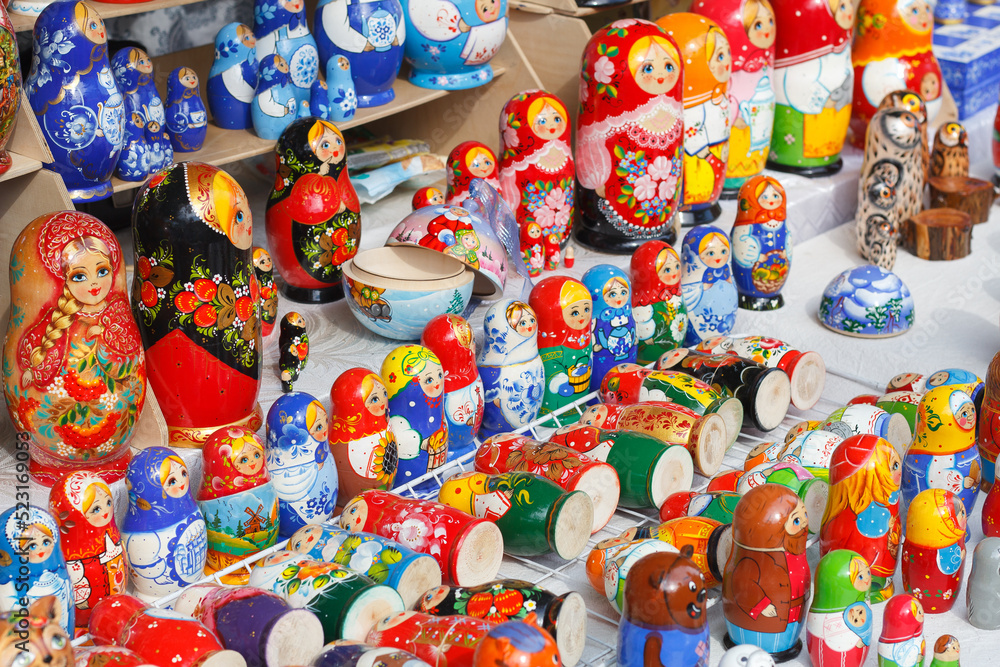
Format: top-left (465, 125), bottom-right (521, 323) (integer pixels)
top-left (253, 0), bottom-right (319, 105)
top-left (900, 488), bottom-right (966, 614)
top-left (680, 225), bottom-right (738, 345)
top-left (768, 0), bottom-right (854, 176)
top-left (576, 20), bottom-right (685, 252)
top-left (806, 550), bottom-right (874, 667)
top-left (26, 1), bottom-right (124, 203)
top-left (631, 240), bottom-right (687, 364)
top-left (877, 594), bottom-right (925, 667)
top-left (266, 117), bottom-right (361, 303)
top-left (583, 265), bottom-right (637, 391)
top-left (446, 141), bottom-right (500, 204)
top-left (208, 23), bottom-right (259, 130)
top-left (0, 3), bottom-right (19, 178)
top-left (730, 175), bottom-right (791, 311)
top-left (131, 162), bottom-right (262, 448)
top-left (3, 211), bottom-right (145, 485)
top-left (165, 67), bottom-right (208, 153)
top-left (111, 47), bottom-right (172, 182)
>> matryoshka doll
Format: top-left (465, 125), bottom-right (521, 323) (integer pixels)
top-left (930, 635), bottom-right (959, 667)
top-left (266, 116), bottom-right (361, 303)
top-left (680, 225), bottom-right (738, 345)
top-left (980, 350), bottom-right (1000, 492)
top-left (877, 594), bottom-right (925, 667)
top-left (582, 265), bottom-right (637, 392)
top-left (0, 2), bottom-right (19, 178)
top-left (326, 56), bottom-right (357, 123)
top-left (730, 175), bottom-right (791, 311)
top-left (367, 611), bottom-right (495, 666)
top-left (252, 54), bottom-right (299, 140)
top-left (412, 186), bottom-right (445, 210)
top-left (111, 47), bottom-right (172, 182)
top-left (131, 162), bottom-right (262, 448)
top-left (477, 300), bottom-right (545, 437)
top-left (49, 472), bottom-right (128, 627)
top-left (693, 0), bottom-right (777, 197)
top-left (197, 426), bottom-right (279, 584)
top-left (421, 314), bottom-right (484, 460)
top-left (530, 276), bottom-right (593, 426)
top-left (656, 13), bottom-right (731, 224)
top-left (767, 0), bottom-right (854, 177)
top-left (279, 311), bottom-right (309, 392)
top-left (382, 345), bottom-right (448, 485)
top-left (575, 20), bottom-right (684, 252)
top-left (0, 507), bottom-right (75, 634)
top-left (265, 391), bottom-right (338, 535)
top-left (473, 621), bottom-right (561, 667)
top-left (312, 641), bottom-right (430, 667)
top-left (253, 247), bottom-right (279, 336)
top-left (806, 550), bottom-right (874, 667)
top-left (446, 141), bottom-right (500, 204)
top-left (631, 240), bottom-right (687, 364)
top-left (25, 1), bottom-right (124, 203)
top-left (329, 367), bottom-right (398, 504)
top-left (900, 488), bottom-right (966, 613)
top-left (820, 435), bottom-right (902, 603)
top-left (208, 22), bottom-right (259, 130)
top-left (253, 0), bottom-right (318, 106)
top-left (165, 67), bottom-right (208, 152)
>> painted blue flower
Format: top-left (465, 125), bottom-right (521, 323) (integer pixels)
top-left (217, 38), bottom-right (241, 59)
top-left (289, 45), bottom-right (319, 88)
top-left (255, 3), bottom-right (277, 24)
top-left (277, 422), bottom-right (313, 459)
top-left (47, 106), bottom-right (97, 150)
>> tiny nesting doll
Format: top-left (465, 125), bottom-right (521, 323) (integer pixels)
top-left (208, 23), bottom-right (259, 130)
top-left (722, 483), bottom-right (810, 660)
top-left (382, 345), bottom-right (449, 485)
top-left (583, 265), bottom-right (637, 392)
top-left (310, 77), bottom-right (331, 120)
top-left (0, 3), bottom-right (20, 178)
top-left (477, 300), bottom-right (545, 437)
top-left (25, 1), bottom-right (124, 203)
top-left (4, 211), bottom-right (146, 485)
top-left (0, 507), bottom-right (75, 634)
top-left (446, 141), bottom-right (500, 204)
top-left (253, 247), bottom-right (279, 336)
top-left (421, 314), bottom-right (485, 460)
top-left (930, 635), bottom-right (959, 667)
top-left (49, 472), bottom-right (128, 627)
top-left (981, 351), bottom-right (1000, 492)
top-left (265, 391), bottom-right (339, 534)
top-left (967, 536), bottom-right (1000, 630)
top-left (326, 55), bottom-right (357, 123)
top-left (877, 594), bottom-right (925, 667)
top-left (252, 54), bottom-right (299, 140)
top-left (0, 598), bottom-right (74, 667)
top-left (530, 276), bottom-right (593, 425)
top-left (253, 0), bottom-right (319, 106)
top-left (631, 240), bottom-right (687, 364)
top-left (329, 367), bottom-right (399, 503)
top-left (806, 550), bottom-right (874, 667)
top-left (768, 0), bottom-right (854, 177)
top-left (165, 67), bottom-right (208, 152)
top-left (111, 47), bottom-right (172, 182)
top-left (520, 222), bottom-right (545, 277)
top-left (266, 116), bottom-right (361, 302)
top-left (930, 122), bottom-right (969, 179)
top-left (680, 225), bottom-right (738, 345)
top-left (279, 312), bottom-right (309, 392)
top-left (412, 186), bottom-right (445, 210)
top-left (473, 621), bottom-right (561, 667)
top-left (730, 175), bottom-right (791, 311)
top-left (121, 447), bottom-right (208, 602)
top-left (900, 488), bottom-right (966, 614)
top-left (575, 20), bottom-right (684, 252)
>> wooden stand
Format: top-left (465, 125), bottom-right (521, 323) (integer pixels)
top-left (928, 175), bottom-right (997, 224)
top-left (901, 208), bottom-right (973, 261)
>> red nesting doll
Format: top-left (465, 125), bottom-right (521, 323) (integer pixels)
top-left (901, 488), bottom-right (966, 614)
top-left (446, 141), bottom-right (500, 204)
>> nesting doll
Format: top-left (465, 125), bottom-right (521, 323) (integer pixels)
top-left (0, 4), bottom-right (19, 178)
top-left (855, 154), bottom-right (905, 270)
top-left (111, 47), bottom-right (172, 181)
top-left (413, 186), bottom-right (445, 210)
top-left (768, 0), bottom-right (853, 176)
top-left (132, 163), bottom-right (262, 447)
top-left (820, 435), bottom-right (902, 603)
top-left (806, 550), bottom-right (874, 667)
top-left (25, 1), bottom-right (123, 202)
top-left (266, 116), bottom-right (361, 302)
top-left (930, 122), bottom-right (969, 178)
top-left (0, 508), bottom-right (75, 633)
top-left (693, 0), bottom-right (777, 197)
top-left (208, 23), bottom-right (259, 130)
top-left (382, 345), bottom-right (449, 484)
top-left (329, 367), bottom-right (398, 503)
top-left (967, 536), bottom-right (1000, 630)
top-left (877, 595), bottom-right (925, 667)
top-left (0, 597), bottom-right (73, 667)
top-left (477, 300), bottom-right (545, 437)
top-left (981, 351), bottom-right (1000, 491)
top-left (49, 472), bottom-right (127, 627)
top-left (630, 240), bottom-right (687, 364)
top-left (312, 641), bottom-right (431, 667)
top-left (252, 54), bottom-right (299, 140)
top-left (730, 175), bottom-right (791, 311)
top-left (930, 635), bottom-right (959, 667)
top-left (265, 392), bottom-right (338, 534)
top-left (473, 621), bottom-right (561, 667)
top-left (582, 265), bottom-right (637, 391)
top-left (121, 447), bottom-right (207, 601)
top-left (326, 54), bottom-right (357, 123)
top-left (310, 76), bottom-right (332, 121)
top-left (253, 248), bottom-right (278, 337)
top-left (253, 0), bottom-right (318, 105)
top-left (367, 611), bottom-right (494, 666)
top-left (279, 312), bottom-right (309, 391)
top-left (446, 141), bottom-right (500, 204)
top-left (165, 67), bottom-right (208, 152)
top-left (421, 314), bottom-right (484, 460)
top-left (75, 644), bottom-right (158, 667)
top-left (901, 488), bottom-right (966, 613)
top-left (530, 276), bottom-right (593, 425)
top-left (576, 20), bottom-right (684, 252)
top-left (680, 225), bottom-right (738, 345)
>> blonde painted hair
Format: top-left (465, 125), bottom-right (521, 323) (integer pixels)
top-left (743, 0), bottom-right (774, 32)
top-left (306, 400), bottom-right (325, 431)
top-left (602, 277), bottom-right (629, 300)
top-left (526, 97), bottom-right (568, 127)
top-left (158, 455), bottom-right (187, 486)
top-left (505, 301), bottom-right (534, 330)
top-left (81, 480), bottom-right (113, 514)
top-left (822, 442), bottom-right (899, 525)
top-left (626, 36), bottom-right (680, 79)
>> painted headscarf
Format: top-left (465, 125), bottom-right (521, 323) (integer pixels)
top-left (210, 23), bottom-right (257, 79)
top-left (659, 13), bottom-right (730, 109)
top-left (255, 54), bottom-right (291, 96)
top-left (910, 386), bottom-right (976, 455)
top-left (0, 506), bottom-right (64, 582)
top-left (268, 116), bottom-right (349, 207)
top-left (681, 225), bottom-right (733, 284)
top-left (446, 141), bottom-right (500, 203)
top-left (421, 314), bottom-right (479, 391)
top-left (111, 47), bottom-right (152, 94)
top-left (48, 471), bottom-right (121, 560)
top-left (199, 426), bottom-right (271, 501)
top-left (631, 240), bottom-right (683, 307)
top-left (733, 175), bottom-right (787, 226)
top-left (583, 264), bottom-right (633, 320)
top-left (693, 0), bottom-right (775, 72)
top-left (844, 602), bottom-right (874, 646)
top-left (329, 367), bottom-right (393, 444)
top-left (530, 276), bottom-right (592, 352)
top-left (477, 299), bottom-right (541, 367)
top-left (924, 367), bottom-right (983, 402)
top-left (809, 549), bottom-right (871, 613)
top-left (253, 0), bottom-right (308, 38)
top-left (905, 488), bottom-right (965, 548)
top-left (123, 446), bottom-right (201, 532)
top-left (879, 594), bottom-right (923, 643)
top-left (498, 89), bottom-right (572, 172)
top-left (772, 0), bottom-right (851, 69)
top-left (732, 483), bottom-right (807, 553)
top-left (854, 0), bottom-right (933, 67)
top-left (165, 67), bottom-right (201, 106)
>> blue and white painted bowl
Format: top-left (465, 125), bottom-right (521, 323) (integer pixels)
top-left (818, 264), bottom-right (914, 338)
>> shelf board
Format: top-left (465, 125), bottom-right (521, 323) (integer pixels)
top-left (0, 151), bottom-right (44, 183)
top-left (12, 0), bottom-right (209, 32)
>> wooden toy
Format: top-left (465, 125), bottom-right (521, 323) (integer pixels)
top-left (3, 211), bottom-right (145, 485)
top-left (252, 54), bottom-right (299, 139)
top-left (979, 352), bottom-right (1000, 491)
top-left (592, 538), bottom-right (678, 613)
top-left (901, 208), bottom-right (973, 261)
top-left (382, 345), bottom-right (448, 484)
top-left (75, 646), bottom-right (153, 667)
top-left (582, 265), bottom-right (637, 390)
top-left (967, 536), bottom-right (1000, 629)
top-left (876, 391), bottom-right (923, 432)
top-left (737, 462), bottom-right (828, 534)
top-left (366, 611), bottom-right (495, 667)
top-left (923, 367), bottom-right (984, 404)
top-left (253, 248), bottom-right (278, 336)
top-left (774, 430), bottom-right (844, 480)
top-left (659, 489), bottom-right (742, 524)
top-left (722, 484), bottom-right (810, 660)
top-left (730, 175), bottom-right (790, 311)
top-left (719, 645), bottom-right (777, 666)
top-left (901, 488), bottom-right (966, 613)
top-left (819, 404), bottom-right (912, 452)
top-left (575, 20), bottom-right (684, 252)
top-left (806, 550), bottom-right (873, 667)
top-left (279, 312), bottom-right (309, 392)
top-left (445, 141), bottom-right (500, 204)
top-left (631, 240), bottom-right (687, 363)
top-left (742, 440), bottom-right (786, 471)
top-left (680, 225), bottom-right (738, 345)
top-left (413, 187), bottom-right (445, 209)
top-left (0, 3), bottom-right (18, 178)
top-left (473, 621), bottom-right (560, 667)
top-left (928, 635), bottom-right (959, 667)
top-left (439, 471), bottom-right (593, 559)
top-left (311, 641), bottom-right (431, 667)
top-left (132, 162), bottom-right (262, 448)
top-left (111, 46), bottom-right (172, 181)
top-left (820, 265), bottom-right (915, 338)
top-left (121, 447), bottom-right (208, 601)
top-left (0, 597), bottom-right (73, 667)
top-left (165, 67), bottom-right (208, 152)
top-left (208, 23), bottom-right (258, 130)
top-left (930, 122), bottom-right (968, 178)
top-left (253, 0), bottom-right (318, 106)
top-left (618, 548), bottom-right (709, 667)
top-left (887, 373), bottom-right (926, 394)
top-left (928, 176), bottom-right (995, 225)
top-left (877, 594), bottom-right (925, 667)
top-left (326, 55), bottom-right (357, 123)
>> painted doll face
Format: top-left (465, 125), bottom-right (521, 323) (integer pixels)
top-left (275, 57), bottom-right (290, 74)
top-left (531, 102), bottom-right (566, 140)
top-left (833, 0), bottom-right (854, 29)
top-left (579, 405), bottom-right (607, 427)
top-left (937, 639), bottom-right (960, 661)
top-left (460, 232), bottom-right (480, 251)
top-left (239, 27), bottom-right (257, 49)
top-left (476, 0), bottom-right (502, 22)
top-left (708, 34), bottom-right (732, 84)
top-left (759, 184), bottom-right (783, 210)
top-left (288, 524), bottom-right (323, 553)
top-left (700, 237), bottom-right (730, 268)
top-left (428, 189), bottom-right (445, 205)
top-left (953, 394), bottom-right (976, 430)
top-left (657, 252), bottom-right (681, 286)
top-left (20, 526), bottom-right (55, 564)
top-left (80, 12), bottom-right (107, 44)
top-left (312, 126), bottom-right (345, 165)
top-left (747, 4), bottom-right (775, 49)
top-left (847, 605), bottom-right (867, 628)
top-left (136, 51), bottom-right (153, 74)
top-left (603, 280), bottom-right (629, 309)
top-left (227, 187), bottom-right (253, 250)
top-left (562, 299), bottom-right (592, 330)
top-left (419, 362), bottom-right (445, 398)
top-left (633, 42), bottom-right (680, 95)
top-left (254, 251), bottom-right (273, 272)
top-left (309, 405), bottom-right (328, 442)
top-left (180, 70), bottom-right (198, 89)
top-left (888, 449), bottom-right (903, 486)
top-left (85, 486), bottom-right (114, 528)
top-left (163, 459), bottom-right (189, 497)
top-left (920, 73), bottom-right (940, 101)
top-left (66, 251), bottom-right (113, 308)
top-left (468, 149), bottom-right (495, 178)
top-left (282, 0), bottom-right (304, 12)
top-left (853, 560), bottom-right (872, 591)
top-left (912, 600), bottom-right (924, 623)
top-left (365, 379), bottom-right (389, 416)
top-left (783, 500), bottom-right (808, 537)
top-left (234, 442), bottom-right (265, 476)
top-left (527, 224), bottom-right (542, 240)
top-left (336, 56), bottom-right (350, 71)
top-left (420, 585), bottom-right (450, 610)
top-left (511, 309), bottom-right (537, 337)
top-left (902, 0), bottom-right (932, 32)
top-left (954, 498), bottom-right (968, 531)
top-left (341, 497), bottom-right (368, 531)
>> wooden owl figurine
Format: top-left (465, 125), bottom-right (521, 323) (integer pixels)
top-left (208, 22), bottom-right (259, 130)
top-left (806, 550), bottom-right (873, 667)
top-left (0, 597), bottom-right (74, 667)
top-left (877, 594), bottom-right (925, 667)
top-left (930, 122), bottom-right (969, 178)
top-left (878, 90), bottom-right (929, 186)
top-left (279, 311), bottom-right (309, 392)
top-left (855, 157), bottom-right (904, 270)
top-left (446, 141), bottom-right (500, 204)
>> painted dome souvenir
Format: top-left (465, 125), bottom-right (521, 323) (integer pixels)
top-left (3, 211), bottom-right (145, 486)
top-left (730, 175), bottom-right (791, 311)
top-left (165, 67), bottom-right (208, 153)
top-left (575, 19), bottom-right (684, 253)
top-left (0, 3), bottom-right (18, 177)
top-left (111, 47), bottom-right (172, 182)
top-left (208, 23), bottom-right (259, 131)
top-left (252, 54), bottom-right (299, 140)
top-left (266, 116), bottom-right (361, 303)
top-left (131, 162), bottom-right (263, 448)
top-left (680, 225), bottom-right (738, 345)
top-left (253, 0), bottom-right (319, 106)
top-left (446, 141), bottom-right (500, 204)
top-left (630, 240), bottom-right (687, 364)
top-left (421, 314), bottom-right (484, 460)
top-left (819, 265), bottom-right (914, 338)
top-left (26, 1), bottom-right (124, 203)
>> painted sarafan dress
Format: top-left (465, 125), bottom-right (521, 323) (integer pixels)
top-left (208, 22), bottom-right (259, 130)
top-left (253, 0), bottom-right (319, 105)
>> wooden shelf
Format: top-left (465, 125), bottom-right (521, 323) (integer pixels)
top-left (12, 0), bottom-right (209, 32)
top-left (0, 151), bottom-right (43, 183)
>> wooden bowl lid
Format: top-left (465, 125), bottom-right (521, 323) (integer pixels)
top-left (354, 246), bottom-right (465, 281)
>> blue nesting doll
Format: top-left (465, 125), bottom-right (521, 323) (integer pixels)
top-left (924, 367), bottom-right (985, 410)
top-left (582, 264), bottom-right (637, 392)
top-left (25, 0), bottom-right (124, 203)
top-left (0, 507), bottom-right (75, 634)
top-left (208, 23), bottom-right (259, 130)
top-left (310, 78), bottom-right (331, 120)
top-left (165, 66), bottom-right (208, 152)
top-left (265, 391), bottom-right (339, 536)
top-left (121, 447), bottom-right (208, 602)
top-left (253, 54), bottom-right (299, 140)
top-left (681, 225), bottom-right (738, 346)
top-left (254, 0), bottom-right (319, 107)
top-left (476, 299), bottom-right (545, 438)
top-left (326, 54), bottom-right (357, 122)
top-left (730, 175), bottom-right (792, 312)
top-left (111, 47), bottom-right (171, 182)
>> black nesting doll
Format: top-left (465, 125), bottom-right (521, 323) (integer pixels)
top-left (279, 312), bottom-right (308, 392)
